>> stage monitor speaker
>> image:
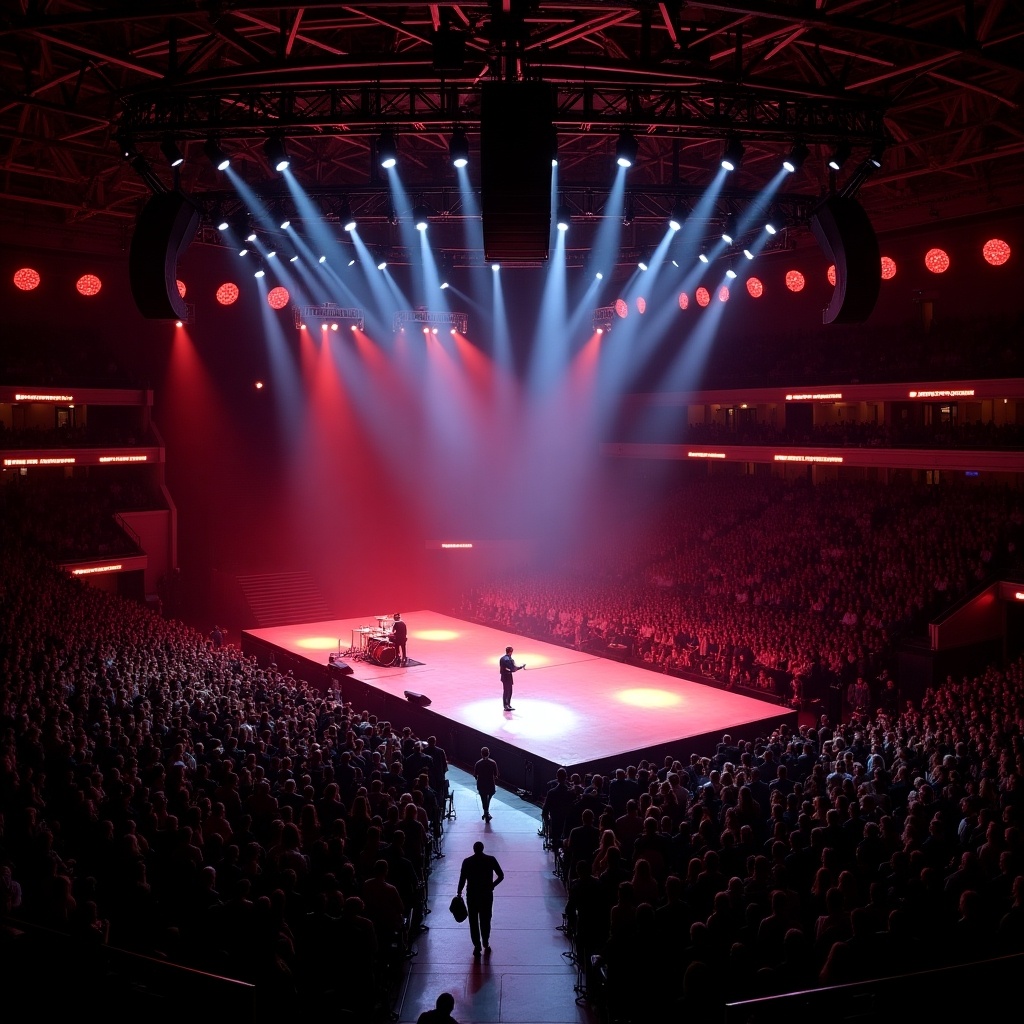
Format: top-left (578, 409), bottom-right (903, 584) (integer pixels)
top-left (481, 81), bottom-right (555, 261)
top-left (328, 658), bottom-right (354, 677)
top-left (129, 191), bottom-right (200, 320)
top-left (404, 690), bottom-right (432, 707)
top-left (809, 195), bottom-right (880, 324)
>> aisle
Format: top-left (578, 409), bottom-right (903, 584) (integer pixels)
top-left (394, 767), bottom-right (601, 1024)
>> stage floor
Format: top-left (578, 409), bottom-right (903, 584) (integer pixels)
top-left (244, 611), bottom-right (791, 768)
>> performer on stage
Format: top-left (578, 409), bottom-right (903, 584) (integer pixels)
top-left (390, 613), bottom-right (408, 666)
top-left (499, 646), bottom-right (525, 711)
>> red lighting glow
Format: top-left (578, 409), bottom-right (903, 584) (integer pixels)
top-left (175, 320), bottom-right (183, 328)
top-left (614, 298), bottom-right (628, 318)
top-left (983, 238), bottom-right (1011, 266)
top-left (718, 286), bottom-right (729, 303)
top-left (76, 274), bottom-right (102, 296)
top-left (216, 282), bottom-right (239, 305)
top-left (881, 256), bottom-right (897, 280)
top-left (678, 292), bottom-right (689, 310)
top-left (176, 279), bottom-right (187, 297)
top-left (925, 248), bottom-right (950, 273)
top-left (746, 277), bottom-right (763, 298)
top-left (13, 267), bottom-right (40, 291)
top-left (71, 564), bottom-right (123, 576)
top-left (827, 265), bottom-right (836, 286)
top-left (695, 287), bottom-right (710, 307)
top-left (255, 381), bottom-right (264, 390)
top-left (785, 270), bottom-right (805, 292)
top-left (636, 296), bottom-right (646, 314)
top-left (267, 286), bottom-right (289, 309)
top-left (687, 451), bottom-right (726, 459)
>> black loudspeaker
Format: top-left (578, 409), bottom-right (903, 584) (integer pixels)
top-left (404, 690), bottom-right (432, 707)
top-left (809, 195), bottom-right (881, 324)
top-left (129, 191), bottom-right (200, 319)
top-left (328, 658), bottom-right (354, 677)
top-left (481, 81), bottom-right (555, 261)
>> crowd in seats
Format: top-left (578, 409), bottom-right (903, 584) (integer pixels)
top-left (0, 421), bottom-right (153, 450)
top-left (550, 654), bottom-right (1024, 1017)
top-left (0, 474), bottom-right (161, 561)
top-left (0, 545), bottom-right (450, 1018)
top-left (461, 478), bottom-right (1023, 700)
top-left (634, 418), bottom-right (1024, 450)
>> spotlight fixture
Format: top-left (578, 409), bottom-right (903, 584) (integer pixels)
top-left (783, 141), bottom-right (809, 174)
top-left (378, 130), bottom-right (398, 169)
top-left (669, 200), bottom-right (687, 232)
top-left (116, 130), bottom-right (135, 160)
top-left (289, 254), bottom-right (299, 263)
top-left (615, 129), bottom-right (639, 169)
top-left (868, 141), bottom-right (886, 169)
top-left (279, 211), bottom-right (292, 230)
top-left (491, 263), bottom-right (500, 271)
top-left (595, 270), bottom-right (604, 280)
top-left (254, 260), bottom-right (266, 279)
top-left (638, 255), bottom-right (649, 271)
top-left (413, 204), bottom-right (430, 231)
top-left (160, 135), bottom-right (185, 168)
top-left (743, 247), bottom-right (754, 260)
top-left (264, 135), bottom-right (290, 172)
top-left (449, 127), bottom-right (469, 168)
top-left (204, 135), bottom-right (230, 171)
top-left (622, 195), bottom-right (635, 227)
top-left (721, 136), bottom-right (744, 172)
top-left (698, 251), bottom-right (709, 264)
top-left (338, 199), bottom-right (357, 233)
top-left (387, 204), bottom-right (399, 227)
top-left (266, 249), bottom-right (277, 259)
top-left (377, 257), bottom-right (388, 270)
top-left (438, 255), bottom-right (452, 290)
top-left (721, 213), bottom-right (736, 244)
top-left (556, 202), bottom-right (571, 232)
top-left (725, 267), bottom-right (737, 280)
top-left (245, 225), bottom-right (258, 242)
top-left (765, 212), bottom-right (785, 235)
top-left (319, 254), bottom-right (328, 264)
top-left (215, 208), bottom-right (229, 232)
top-left (828, 141), bottom-right (851, 172)
top-left (238, 246), bottom-right (249, 257)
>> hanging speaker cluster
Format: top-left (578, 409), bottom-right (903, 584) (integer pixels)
top-left (129, 192), bottom-right (200, 319)
top-left (810, 195), bottom-right (881, 324)
top-left (480, 81), bottom-right (556, 261)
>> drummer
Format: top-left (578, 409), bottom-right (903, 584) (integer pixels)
top-left (389, 613), bottom-right (408, 666)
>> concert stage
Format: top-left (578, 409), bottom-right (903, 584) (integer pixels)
top-left (242, 612), bottom-right (796, 793)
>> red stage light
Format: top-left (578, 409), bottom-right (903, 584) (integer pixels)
top-left (785, 270), bottom-right (805, 293)
top-left (614, 298), bottom-right (628, 318)
top-left (695, 287), bottom-right (710, 307)
top-left (216, 282), bottom-right (239, 305)
top-left (76, 273), bottom-right (102, 296)
top-left (746, 277), bottom-right (763, 298)
top-left (880, 256), bottom-right (897, 280)
top-left (175, 320), bottom-right (183, 328)
top-left (176, 279), bottom-right (187, 297)
top-left (636, 296), bottom-right (646, 314)
top-left (983, 238), bottom-right (1010, 266)
top-left (827, 264), bottom-right (836, 286)
top-left (14, 267), bottom-right (41, 291)
top-left (267, 286), bottom-right (289, 309)
top-left (718, 286), bottom-right (729, 303)
top-left (255, 381), bottom-right (264, 390)
top-left (678, 292), bottom-right (689, 310)
top-left (925, 248), bottom-right (950, 273)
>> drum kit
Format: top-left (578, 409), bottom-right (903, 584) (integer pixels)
top-left (349, 615), bottom-right (399, 666)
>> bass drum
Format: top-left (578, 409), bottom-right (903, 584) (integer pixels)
top-left (368, 636), bottom-right (398, 667)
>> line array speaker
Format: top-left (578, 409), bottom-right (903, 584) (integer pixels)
top-left (129, 191), bottom-right (200, 320)
top-left (481, 81), bottom-right (555, 262)
top-left (810, 195), bottom-right (881, 324)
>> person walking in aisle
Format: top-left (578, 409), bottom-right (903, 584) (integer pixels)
top-left (474, 746), bottom-right (499, 821)
top-left (457, 840), bottom-right (505, 957)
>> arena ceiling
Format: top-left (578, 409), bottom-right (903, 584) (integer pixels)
top-left (1, 1), bottom-right (1022, 258)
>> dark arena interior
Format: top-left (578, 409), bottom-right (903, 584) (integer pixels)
top-left (2, 4), bottom-right (1024, 1023)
